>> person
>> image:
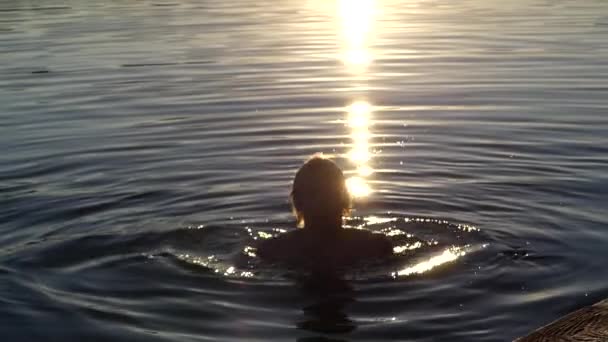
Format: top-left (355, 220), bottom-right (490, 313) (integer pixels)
top-left (256, 155), bottom-right (393, 271)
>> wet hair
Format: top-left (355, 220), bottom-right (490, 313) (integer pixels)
top-left (290, 155), bottom-right (351, 228)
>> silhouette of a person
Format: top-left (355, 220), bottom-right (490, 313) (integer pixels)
top-left (257, 155), bottom-right (392, 272)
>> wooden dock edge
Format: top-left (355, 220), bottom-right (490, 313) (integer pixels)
top-left (514, 298), bottom-right (608, 341)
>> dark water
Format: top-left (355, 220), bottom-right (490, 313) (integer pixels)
top-left (2, 0), bottom-right (608, 341)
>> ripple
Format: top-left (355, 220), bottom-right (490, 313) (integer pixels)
top-left (1, 0), bottom-right (608, 340)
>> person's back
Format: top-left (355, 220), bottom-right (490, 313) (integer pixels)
top-left (257, 228), bottom-right (392, 269)
top-left (256, 155), bottom-right (393, 270)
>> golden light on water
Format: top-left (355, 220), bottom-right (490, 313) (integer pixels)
top-left (349, 145), bottom-right (371, 163)
top-left (357, 164), bottom-right (374, 177)
top-left (345, 100), bottom-right (374, 197)
top-left (347, 101), bottom-right (371, 128)
top-left (392, 247), bottom-right (467, 277)
top-left (338, 1), bottom-right (377, 198)
top-left (338, 0), bottom-right (375, 69)
top-left (346, 176), bottom-right (371, 198)
top-left (175, 254), bottom-right (255, 278)
top-left (392, 241), bottom-right (423, 253)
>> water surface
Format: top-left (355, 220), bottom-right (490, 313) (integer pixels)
top-left (1, 0), bottom-right (608, 341)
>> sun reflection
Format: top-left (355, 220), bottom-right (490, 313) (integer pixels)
top-left (345, 100), bottom-right (374, 197)
top-left (348, 101), bottom-right (372, 126)
top-left (338, 0), bottom-right (375, 69)
top-left (392, 247), bottom-right (467, 277)
top-left (349, 145), bottom-right (371, 164)
top-left (176, 253), bottom-right (254, 278)
top-left (357, 164), bottom-right (374, 177)
top-left (346, 176), bottom-right (371, 198)
top-left (338, 0), bottom-right (377, 198)
top-left (393, 241), bottom-right (423, 254)
top-left (243, 246), bottom-right (257, 257)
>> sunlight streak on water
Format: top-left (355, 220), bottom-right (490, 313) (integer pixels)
top-left (338, 0), bottom-right (377, 198)
top-left (2, 0), bottom-right (608, 340)
top-left (176, 253), bottom-right (254, 278)
top-left (338, 0), bottom-right (375, 69)
top-left (393, 241), bottom-right (423, 253)
top-left (346, 100), bottom-right (374, 197)
top-left (392, 247), bottom-right (467, 277)
top-left (347, 101), bottom-right (372, 128)
top-left (346, 175), bottom-right (371, 197)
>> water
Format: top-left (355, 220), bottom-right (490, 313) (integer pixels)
top-left (1, 0), bottom-right (608, 340)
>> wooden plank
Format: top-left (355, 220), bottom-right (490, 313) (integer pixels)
top-left (515, 299), bottom-right (608, 342)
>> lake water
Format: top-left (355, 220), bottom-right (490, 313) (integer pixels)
top-left (1, 0), bottom-right (608, 341)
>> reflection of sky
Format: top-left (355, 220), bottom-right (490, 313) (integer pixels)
top-left (338, 0), bottom-right (376, 198)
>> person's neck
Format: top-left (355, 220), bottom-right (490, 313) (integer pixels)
top-left (303, 215), bottom-right (342, 233)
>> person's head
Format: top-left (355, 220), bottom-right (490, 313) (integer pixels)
top-left (290, 154), bottom-right (351, 229)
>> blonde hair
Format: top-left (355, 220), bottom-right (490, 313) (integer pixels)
top-left (290, 155), bottom-right (351, 228)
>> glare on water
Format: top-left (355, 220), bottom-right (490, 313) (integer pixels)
top-left (392, 247), bottom-right (468, 277)
top-left (337, 0), bottom-right (377, 198)
top-left (346, 101), bottom-right (374, 197)
top-left (338, 0), bottom-right (375, 69)
top-left (2, 0), bottom-right (608, 341)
